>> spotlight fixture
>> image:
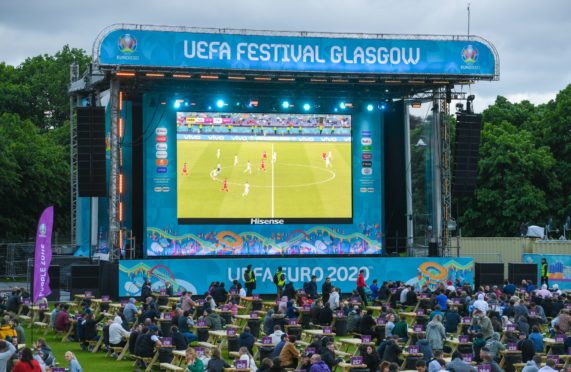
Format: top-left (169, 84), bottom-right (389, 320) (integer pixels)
top-left (216, 99), bottom-right (225, 108)
top-left (366, 104), bottom-right (374, 112)
top-left (303, 103), bottom-right (311, 111)
top-left (281, 100), bottom-right (291, 109)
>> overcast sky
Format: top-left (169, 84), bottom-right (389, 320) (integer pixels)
top-left (1, 0), bottom-right (569, 112)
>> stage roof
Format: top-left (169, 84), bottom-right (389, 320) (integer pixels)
top-left (92, 24), bottom-right (499, 82)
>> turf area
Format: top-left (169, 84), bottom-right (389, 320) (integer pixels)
top-left (177, 140), bottom-right (352, 219)
top-left (24, 328), bottom-right (134, 370)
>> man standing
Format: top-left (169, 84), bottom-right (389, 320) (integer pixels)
top-left (322, 277), bottom-right (332, 303)
top-left (274, 267), bottom-right (286, 298)
top-left (244, 265), bottom-right (256, 297)
top-left (357, 269), bottom-right (368, 306)
top-left (540, 258), bottom-right (549, 287)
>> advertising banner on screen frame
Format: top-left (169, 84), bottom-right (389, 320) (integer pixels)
top-left (98, 27), bottom-right (497, 77)
top-left (119, 257), bottom-right (474, 297)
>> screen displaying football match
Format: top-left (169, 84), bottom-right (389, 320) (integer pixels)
top-left (176, 112), bottom-right (352, 224)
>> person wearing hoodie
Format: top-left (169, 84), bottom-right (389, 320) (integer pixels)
top-left (109, 315), bottom-right (131, 349)
top-left (473, 293), bottom-right (489, 313)
top-left (239, 327), bottom-right (255, 354)
top-left (522, 355), bottom-right (542, 372)
top-left (416, 333), bottom-right (433, 362)
top-left (205, 308), bottom-right (225, 331)
top-left (426, 315), bottom-right (446, 352)
top-left (347, 306), bottom-right (361, 333)
top-left (270, 325), bottom-right (285, 345)
top-left (484, 333), bottom-right (505, 362)
top-left (471, 309), bottom-right (494, 340)
top-left (262, 309), bottom-right (274, 335)
top-left (309, 354), bottom-right (330, 372)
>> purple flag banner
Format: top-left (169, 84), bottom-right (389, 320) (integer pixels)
top-left (33, 206), bottom-right (53, 303)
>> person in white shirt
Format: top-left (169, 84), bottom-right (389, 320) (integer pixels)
top-left (473, 293), bottom-right (489, 314)
top-left (234, 155), bottom-right (239, 166)
top-left (109, 316), bottom-right (131, 348)
top-left (538, 358), bottom-right (558, 372)
top-left (242, 182), bottom-right (250, 197)
top-left (328, 288), bottom-right (340, 310)
top-left (270, 325), bottom-right (285, 345)
top-left (216, 148), bottom-right (221, 159)
top-left (238, 346), bottom-right (257, 372)
top-left (244, 161), bottom-right (252, 174)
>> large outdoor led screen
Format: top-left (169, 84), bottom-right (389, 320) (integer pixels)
top-left (176, 112), bottom-right (352, 224)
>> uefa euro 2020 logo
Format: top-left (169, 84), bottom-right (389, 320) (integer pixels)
top-left (118, 34), bottom-right (137, 53)
top-left (39, 223), bottom-right (47, 238)
top-left (461, 44), bottom-right (479, 64)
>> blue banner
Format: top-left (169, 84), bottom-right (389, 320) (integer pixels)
top-left (119, 257), bottom-right (474, 297)
top-left (523, 253), bottom-right (571, 290)
top-left (99, 28), bottom-right (496, 77)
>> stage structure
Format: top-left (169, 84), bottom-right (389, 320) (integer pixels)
top-left (69, 25), bottom-right (498, 289)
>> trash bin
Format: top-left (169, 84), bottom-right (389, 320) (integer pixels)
top-left (159, 320), bottom-right (172, 337)
top-left (197, 327), bottom-right (209, 342)
top-left (228, 336), bottom-right (240, 352)
top-left (252, 300), bottom-right (263, 311)
top-left (258, 347), bottom-right (274, 364)
top-left (247, 319), bottom-right (261, 338)
top-left (300, 311), bottom-right (311, 329)
top-left (335, 317), bottom-right (348, 337)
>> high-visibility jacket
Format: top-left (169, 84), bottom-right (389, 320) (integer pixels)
top-left (541, 263), bottom-right (548, 277)
top-left (275, 271), bottom-right (286, 287)
top-left (245, 269), bottom-right (256, 284)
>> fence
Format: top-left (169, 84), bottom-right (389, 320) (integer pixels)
top-left (0, 243), bottom-right (78, 280)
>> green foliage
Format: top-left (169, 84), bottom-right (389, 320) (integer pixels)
top-left (0, 46), bottom-right (89, 241)
top-left (0, 114), bottom-right (70, 240)
top-left (2, 45), bottom-right (90, 131)
top-left (456, 86), bottom-right (571, 236)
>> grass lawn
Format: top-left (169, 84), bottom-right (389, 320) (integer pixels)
top-left (23, 327), bottom-right (135, 371)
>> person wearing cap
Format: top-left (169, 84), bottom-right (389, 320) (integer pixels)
top-left (134, 325), bottom-right (162, 359)
top-left (244, 264), bottom-right (257, 297)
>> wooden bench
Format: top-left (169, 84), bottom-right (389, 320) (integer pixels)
top-left (33, 322), bottom-right (50, 336)
top-left (132, 355), bottom-right (153, 370)
top-left (160, 363), bottom-right (185, 371)
top-left (229, 351), bottom-right (240, 358)
top-left (19, 314), bottom-right (32, 326)
top-left (196, 341), bottom-right (217, 349)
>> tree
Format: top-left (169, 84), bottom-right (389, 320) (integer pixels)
top-left (458, 120), bottom-right (559, 236)
top-left (8, 45), bottom-right (90, 130)
top-left (0, 114), bottom-right (70, 240)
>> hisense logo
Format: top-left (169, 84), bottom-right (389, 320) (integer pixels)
top-left (250, 218), bottom-right (284, 225)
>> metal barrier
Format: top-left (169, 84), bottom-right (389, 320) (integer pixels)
top-left (0, 243), bottom-right (78, 280)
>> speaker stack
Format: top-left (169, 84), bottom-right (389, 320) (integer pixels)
top-left (70, 264), bottom-right (100, 296)
top-left (508, 263), bottom-right (538, 286)
top-left (475, 263), bottom-right (504, 289)
top-left (453, 113), bottom-right (483, 197)
top-left (77, 106), bottom-right (106, 197)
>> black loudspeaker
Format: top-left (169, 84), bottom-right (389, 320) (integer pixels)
top-left (475, 263), bottom-right (504, 289)
top-left (70, 264), bottom-right (100, 296)
top-left (77, 106), bottom-right (106, 197)
top-left (47, 265), bottom-right (60, 301)
top-left (99, 261), bottom-right (119, 300)
top-left (508, 263), bottom-right (538, 286)
top-left (453, 113), bottom-right (483, 196)
top-left (428, 242), bottom-right (439, 257)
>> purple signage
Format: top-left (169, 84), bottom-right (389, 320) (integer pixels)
top-left (33, 206), bottom-right (53, 303)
